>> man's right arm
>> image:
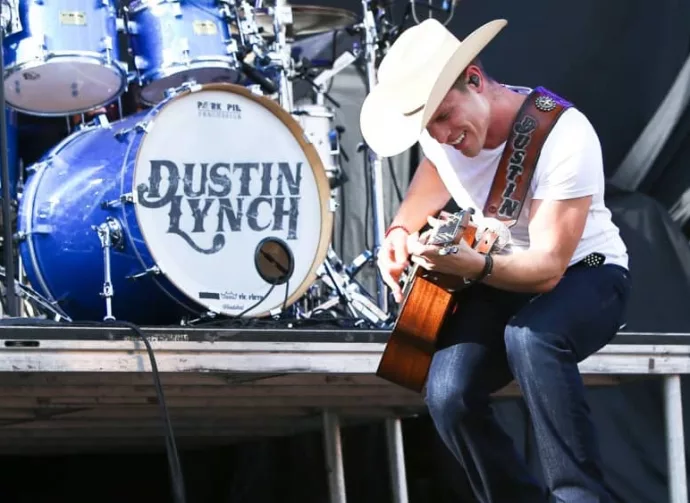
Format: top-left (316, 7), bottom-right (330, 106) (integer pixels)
top-left (379, 157), bottom-right (451, 302)
top-left (388, 157), bottom-right (451, 233)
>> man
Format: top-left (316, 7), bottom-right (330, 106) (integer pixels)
top-left (359, 18), bottom-right (631, 503)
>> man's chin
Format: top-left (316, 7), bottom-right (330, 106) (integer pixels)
top-left (455, 143), bottom-right (479, 157)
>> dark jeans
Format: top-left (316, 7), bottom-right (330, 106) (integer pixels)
top-left (425, 263), bottom-right (632, 503)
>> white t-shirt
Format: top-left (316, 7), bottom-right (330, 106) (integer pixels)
top-left (418, 88), bottom-right (629, 269)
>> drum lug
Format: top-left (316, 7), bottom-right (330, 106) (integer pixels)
top-left (114, 121), bottom-right (151, 141)
top-left (126, 265), bottom-right (161, 281)
top-left (102, 37), bottom-right (114, 64)
top-left (180, 38), bottom-right (191, 64)
top-left (126, 20), bottom-right (139, 35)
top-left (134, 55), bottom-right (148, 71)
top-left (225, 39), bottom-right (239, 56)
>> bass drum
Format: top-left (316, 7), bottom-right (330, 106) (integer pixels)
top-left (18, 83), bottom-right (334, 324)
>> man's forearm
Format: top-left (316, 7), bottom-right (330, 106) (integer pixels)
top-left (480, 249), bottom-right (566, 293)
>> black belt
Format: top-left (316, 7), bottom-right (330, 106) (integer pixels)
top-left (572, 252), bottom-right (606, 269)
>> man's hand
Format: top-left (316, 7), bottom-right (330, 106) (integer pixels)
top-left (377, 227), bottom-right (410, 303)
top-left (408, 231), bottom-right (485, 280)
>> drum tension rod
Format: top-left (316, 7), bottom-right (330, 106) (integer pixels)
top-left (101, 193), bottom-right (133, 209)
top-left (92, 217), bottom-right (123, 321)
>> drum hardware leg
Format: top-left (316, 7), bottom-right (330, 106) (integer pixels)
top-left (0, 266), bottom-right (72, 322)
top-left (345, 249), bottom-right (374, 280)
top-left (304, 247), bottom-right (391, 327)
top-left (93, 217), bottom-right (123, 321)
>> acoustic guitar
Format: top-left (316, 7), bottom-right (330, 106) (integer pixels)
top-left (376, 208), bottom-right (501, 393)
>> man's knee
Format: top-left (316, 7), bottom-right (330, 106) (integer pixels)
top-left (504, 324), bottom-right (571, 376)
top-left (425, 372), bottom-right (476, 427)
top-left (425, 347), bottom-right (499, 426)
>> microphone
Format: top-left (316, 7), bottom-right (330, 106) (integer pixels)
top-left (239, 60), bottom-right (278, 95)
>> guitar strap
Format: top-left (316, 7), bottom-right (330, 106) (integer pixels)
top-left (483, 87), bottom-right (573, 223)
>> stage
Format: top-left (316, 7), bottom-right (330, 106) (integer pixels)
top-left (0, 323), bottom-right (686, 502)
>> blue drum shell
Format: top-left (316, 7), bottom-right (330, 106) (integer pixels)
top-left (18, 111), bottom-right (202, 324)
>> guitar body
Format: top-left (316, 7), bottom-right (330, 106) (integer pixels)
top-left (376, 270), bottom-right (456, 393)
top-left (376, 210), bottom-right (499, 393)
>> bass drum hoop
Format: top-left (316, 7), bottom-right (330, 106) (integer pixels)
top-left (128, 83), bottom-right (334, 318)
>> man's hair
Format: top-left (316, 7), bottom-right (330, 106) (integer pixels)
top-left (452, 58), bottom-right (492, 92)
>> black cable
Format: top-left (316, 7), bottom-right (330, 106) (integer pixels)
top-left (387, 157), bottom-right (403, 203)
top-left (363, 148), bottom-right (372, 252)
top-left (338, 181), bottom-right (346, 258)
top-left (282, 279), bottom-right (289, 312)
top-left (0, 23), bottom-right (17, 316)
top-left (234, 283), bottom-right (275, 318)
top-left (104, 319), bottom-right (186, 503)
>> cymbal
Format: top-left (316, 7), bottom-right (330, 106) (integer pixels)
top-left (253, 5), bottom-right (358, 38)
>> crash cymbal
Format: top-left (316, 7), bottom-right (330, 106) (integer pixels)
top-left (249, 5), bottom-right (358, 38)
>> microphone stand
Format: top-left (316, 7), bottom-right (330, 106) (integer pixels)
top-left (360, 0), bottom-right (388, 314)
top-left (0, 25), bottom-right (17, 317)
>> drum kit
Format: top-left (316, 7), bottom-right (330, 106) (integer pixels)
top-left (0, 0), bottom-right (400, 328)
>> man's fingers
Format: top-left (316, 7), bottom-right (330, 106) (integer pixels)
top-left (393, 243), bottom-right (408, 265)
top-left (411, 255), bottom-right (433, 270)
top-left (408, 239), bottom-right (439, 257)
top-left (427, 215), bottom-right (441, 228)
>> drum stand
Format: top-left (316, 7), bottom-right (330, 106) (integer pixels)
top-left (302, 247), bottom-right (391, 327)
top-left (353, 0), bottom-right (389, 314)
top-left (0, 27), bottom-right (18, 317)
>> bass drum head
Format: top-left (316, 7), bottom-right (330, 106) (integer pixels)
top-left (131, 83), bottom-right (333, 317)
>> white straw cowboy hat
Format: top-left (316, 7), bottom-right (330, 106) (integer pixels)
top-left (359, 18), bottom-right (508, 157)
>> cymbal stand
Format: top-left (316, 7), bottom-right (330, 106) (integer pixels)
top-left (271, 0), bottom-right (295, 112)
top-left (357, 0), bottom-right (388, 313)
top-left (0, 25), bottom-right (17, 317)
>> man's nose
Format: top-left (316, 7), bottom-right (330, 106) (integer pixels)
top-left (428, 124), bottom-right (449, 144)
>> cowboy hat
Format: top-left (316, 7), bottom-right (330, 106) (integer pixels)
top-left (359, 18), bottom-right (507, 157)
